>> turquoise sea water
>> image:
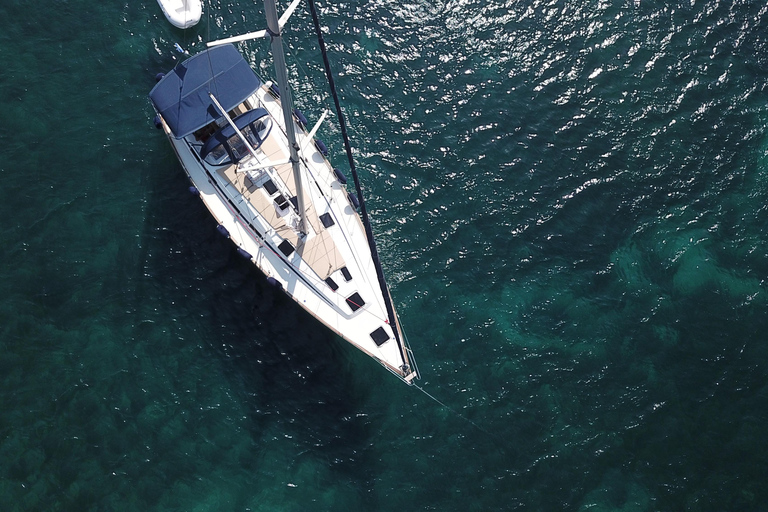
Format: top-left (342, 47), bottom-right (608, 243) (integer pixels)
top-left (2, 0), bottom-right (768, 509)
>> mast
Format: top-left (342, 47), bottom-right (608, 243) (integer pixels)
top-left (264, 0), bottom-right (308, 235)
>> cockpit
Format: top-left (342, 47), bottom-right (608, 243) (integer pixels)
top-left (200, 108), bottom-right (273, 166)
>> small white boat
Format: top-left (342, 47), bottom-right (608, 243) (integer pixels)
top-left (157, 0), bottom-right (202, 29)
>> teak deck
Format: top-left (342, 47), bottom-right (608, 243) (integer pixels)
top-left (215, 124), bottom-right (345, 280)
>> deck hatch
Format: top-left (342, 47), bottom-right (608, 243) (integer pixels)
top-left (278, 240), bottom-right (295, 257)
top-left (346, 292), bottom-right (365, 312)
top-left (370, 327), bottom-right (390, 346)
top-left (263, 179), bottom-right (278, 195)
top-left (275, 194), bottom-right (289, 210)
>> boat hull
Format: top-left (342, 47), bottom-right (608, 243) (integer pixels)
top-left (157, 0), bottom-right (202, 29)
top-left (152, 82), bottom-right (417, 383)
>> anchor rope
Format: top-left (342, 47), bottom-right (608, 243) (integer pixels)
top-left (412, 383), bottom-right (512, 448)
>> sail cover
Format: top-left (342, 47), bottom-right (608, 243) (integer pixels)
top-left (150, 44), bottom-right (261, 138)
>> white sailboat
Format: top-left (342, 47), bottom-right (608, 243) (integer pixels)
top-left (157, 0), bottom-right (202, 29)
top-left (149, 0), bottom-right (419, 383)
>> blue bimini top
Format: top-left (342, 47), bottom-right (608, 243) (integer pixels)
top-left (149, 44), bottom-right (261, 138)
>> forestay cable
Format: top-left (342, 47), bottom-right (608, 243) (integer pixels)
top-left (412, 383), bottom-right (509, 446)
top-left (305, 0), bottom-right (410, 369)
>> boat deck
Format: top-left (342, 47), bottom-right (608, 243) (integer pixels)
top-left (213, 110), bottom-right (345, 281)
top-left (151, 41), bottom-right (418, 383)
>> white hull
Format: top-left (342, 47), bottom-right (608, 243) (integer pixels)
top-left (157, 0), bottom-right (202, 29)
top-left (154, 80), bottom-right (417, 382)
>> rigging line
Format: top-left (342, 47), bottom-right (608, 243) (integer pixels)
top-left (306, 0), bottom-right (409, 368)
top-left (412, 383), bottom-right (512, 449)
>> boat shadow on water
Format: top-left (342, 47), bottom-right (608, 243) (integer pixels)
top-left (136, 153), bottom-right (380, 486)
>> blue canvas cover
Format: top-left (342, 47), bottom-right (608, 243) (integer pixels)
top-left (149, 44), bottom-right (261, 138)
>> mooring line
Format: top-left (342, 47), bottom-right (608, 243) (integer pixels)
top-left (412, 383), bottom-right (511, 449)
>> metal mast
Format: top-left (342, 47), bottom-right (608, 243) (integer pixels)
top-left (264, 0), bottom-right (307, 235)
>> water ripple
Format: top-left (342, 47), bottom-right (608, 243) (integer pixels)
top-left (4, 0), bottom-right (768, 509)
